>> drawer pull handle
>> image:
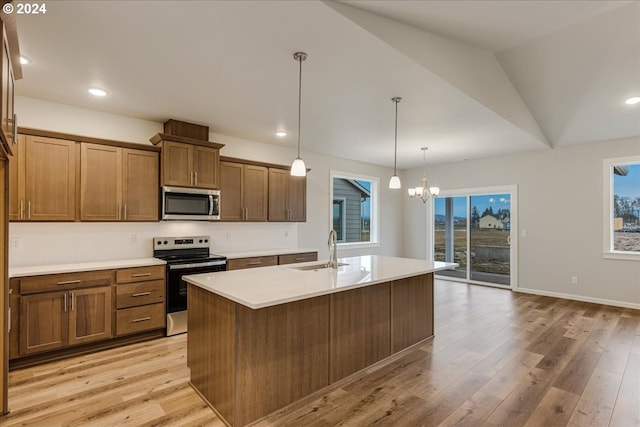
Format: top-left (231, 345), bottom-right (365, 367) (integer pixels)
top-left (247, 261), bottom-right (262, 265)
top-left (132, 317), bottom-right (152, 323)
top-left (295, 257), bottom-right (306, 261)
top-left (58, 280), bottom-right (81, 285)
top-left (132, 292), bottom-right (151, 297)
top-left (131, 273), bottom-right (152, 277)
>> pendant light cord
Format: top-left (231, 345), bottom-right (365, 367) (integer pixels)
top-left (393, 99), bottom-right (398, 175)
top-left (297, 55), bottom-right (303, 159)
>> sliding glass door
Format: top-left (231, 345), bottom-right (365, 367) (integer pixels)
top-left (433, 187), bottom-right (516, 288)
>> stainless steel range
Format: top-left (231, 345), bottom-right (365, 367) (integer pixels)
top-left (153, 236), bottom-right (227, 336)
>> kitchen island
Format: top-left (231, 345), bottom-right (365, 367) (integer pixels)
top-left (185, 255), bottom-right (456, 427)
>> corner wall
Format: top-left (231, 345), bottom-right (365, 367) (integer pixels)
top-left (10, 96), bottom-right (403, 266)
top-left (403, 137), bottom-right (640, 307)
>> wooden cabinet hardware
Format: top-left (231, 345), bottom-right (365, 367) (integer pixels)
top-left (57, 280), bottom-right (81, 285)
top-left (132, 292), bottom-right (151, 297)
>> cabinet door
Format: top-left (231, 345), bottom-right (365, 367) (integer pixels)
top-left (8, 134), bottom-right (24, 221)
top-left (220, 161), bottom-right (244, 221)
top-left (20, 291), bottom-right (67, 355)
top-left (268, 168), bottom-right (288, 221)
top-left (25, 135), bottom-right (76, 221)
top-left (162, 141), bottom-right (193, 187)
top-left (80, 143), bottom-right (122, 221)
top-left (193, 145), bottom-right (219, 189)
top-left (122, 149), bottom-right (159, 221)
top-left (0, 25), bottom-right (12, 147)
top-left (244, 165), bottom-right (268, 221)
top-left (288, 175), bottom-right (306, 222)
top-left (68, 287), bottom-right (113, 346)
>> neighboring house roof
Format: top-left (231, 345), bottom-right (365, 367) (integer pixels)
top-left (613, 165), bottom-right (629, 176)
top-left (345, 179), bottom-right (371, 198)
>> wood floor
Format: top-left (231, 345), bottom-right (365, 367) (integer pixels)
top-left (2, 280), bottom-right (638, 426)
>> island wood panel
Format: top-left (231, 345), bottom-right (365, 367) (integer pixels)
top-left (329, 283), bottom-right (391, 383)
top-left (188, 285), bottom-right (236, 425)
top-left (234, 295), bottom-right (330, 427)
top-left (391, 273), bottom-right (434, 353)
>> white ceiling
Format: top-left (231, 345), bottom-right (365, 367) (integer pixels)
top-left (14, 1), bottom-right (640, 169)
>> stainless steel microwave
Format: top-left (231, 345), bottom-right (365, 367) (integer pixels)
top-left (162, 186), bottom-right (220, 221)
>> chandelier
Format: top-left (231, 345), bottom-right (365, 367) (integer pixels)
top-left (408, 147), bottom-right (439, 203)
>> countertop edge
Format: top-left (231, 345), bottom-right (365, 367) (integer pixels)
top-left (9, 258), bottom-right (167, 278)
top-left (219, 248), bottom-right (318, 259)
top-left (185, 257), bottom-right (457, 309)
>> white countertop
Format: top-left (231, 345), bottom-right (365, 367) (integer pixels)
top-left (184, 255), bottom-right (457, 309)
top-left (9, 258), bottom-right (166, 278)
top-left (218, 248), bottom-right (318, 259)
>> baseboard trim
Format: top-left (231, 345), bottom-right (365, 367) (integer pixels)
top-left (516, 287), bottom-right (640, 310)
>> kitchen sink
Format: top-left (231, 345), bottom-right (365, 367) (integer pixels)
top-left (294, 262), bottom-right (349, 271)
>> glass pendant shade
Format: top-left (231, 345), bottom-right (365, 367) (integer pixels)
top-left (290, 157), bottom-right (306, 176)
top-left (430, 187), bottom-right (440, 196)
top-left (389, 175), bottom-right (401, 189)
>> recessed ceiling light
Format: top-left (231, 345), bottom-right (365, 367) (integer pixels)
top-left (275, 131), bottom-right (287, 137)
top-left (625, 96), bottom-right (640, 105)
top-left (88, 87), bottom-right (108, 97)
top-left (19, 56), bottom-right (29, 65)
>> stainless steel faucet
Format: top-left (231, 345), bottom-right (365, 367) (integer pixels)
top-left (328, 229), bottom-right (338, 268)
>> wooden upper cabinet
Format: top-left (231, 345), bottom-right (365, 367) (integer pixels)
top-left (0, 19), bottom-right (15, 152)
top-left (162, 141), bottom-right (193, 187)
top-left (122, 149), bottom-right (159, 221)
top-left (220, 161), bottom-right (243, 221)
top-left (220, 161), bottom-right (267, 221)
top-left (193, 145), bottom-right (219, 189)
top-left (268, 168), bottom-right (306, 222)
top-left (80, 143), bottom-right (122, 221)
top-left (16, 135), bottom-right (76, 221)
top-left (80, 143), bottom-right (159, 222)
top-left (8, 134), bottom-right (24, 221)
top-left (160, 140), bottom-right (220, 189)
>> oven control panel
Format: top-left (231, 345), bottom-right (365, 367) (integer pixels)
top-left (153, 236), bottom-right (210, 250)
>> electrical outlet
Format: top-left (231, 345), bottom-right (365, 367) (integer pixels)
top-left (226, 232), bottom-right (232, 240)
top-left (571, 276), bottom-right (578, 285)
top-left (130, 234), bottom-right (138, 244)
top-left (284, 231), bottom-right (289, 238)
top-left (11, 237), bottom-right (21, 249)
top-left (521, 230), bottom-right (527, 237)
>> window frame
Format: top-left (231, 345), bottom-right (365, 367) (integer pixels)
top-left (603, 156), bottom-right (640, 261)
top-left (329, 170), bottom-right (380, 249)
top-left (332, 197), bottom-right (347, 243)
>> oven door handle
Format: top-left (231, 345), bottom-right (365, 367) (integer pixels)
top-left (169, 260), bottom-right (227, 270)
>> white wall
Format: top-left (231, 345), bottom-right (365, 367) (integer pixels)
top-left (10, 96), bottom-right (404, 267)
top-left (403, 136), bottom-right (640, 307)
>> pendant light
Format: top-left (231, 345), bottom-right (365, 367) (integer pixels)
top-left (388, 97), bottom-right (402, 189)
top-left (290, 51), bottom-right (308, 177)
top-left (408, 147), bottom-right (439, 203)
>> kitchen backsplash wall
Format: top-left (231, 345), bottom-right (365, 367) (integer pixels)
top-left (9, 222), bottom-right (298, 267)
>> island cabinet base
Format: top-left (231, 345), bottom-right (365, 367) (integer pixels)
top-left (187, 273), bottom-right (434, 427)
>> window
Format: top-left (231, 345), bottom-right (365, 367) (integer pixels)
top-left (604, 156), bottom-right (640, 259)
top-left (330, 171), bottom-right (379, 247)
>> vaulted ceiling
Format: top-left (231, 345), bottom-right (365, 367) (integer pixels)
top-left (14, 1), bottom-right (640, 168)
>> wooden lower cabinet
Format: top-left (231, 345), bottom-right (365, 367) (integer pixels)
top-left (19, 291), bottom-right (67, 355)
top-left (19, 286), bottom-right (112, 355)
top-left (115, 265), bottom-right (166, 336)
top-left (68, 287), bottom-right (112, 346)
top-left (11, 265), bottom-right (166, 361)
top-left (278, 252), bottom-right (317, 265)
top-left (227, 255), bottom-right (278, 270)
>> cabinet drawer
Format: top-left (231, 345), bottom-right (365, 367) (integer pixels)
top-left (278, 252), bottom-right (318, 265)
top-left (116, 265), bottom-right (165, 284)
top-left (116, 280), bottom-right (165, 309)
top-left (116, 303), bottom-right (165, 336)
top-left (20, 270), bottom-right (113, 294)
top-left (227, 255), bottom-right (278, 270)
